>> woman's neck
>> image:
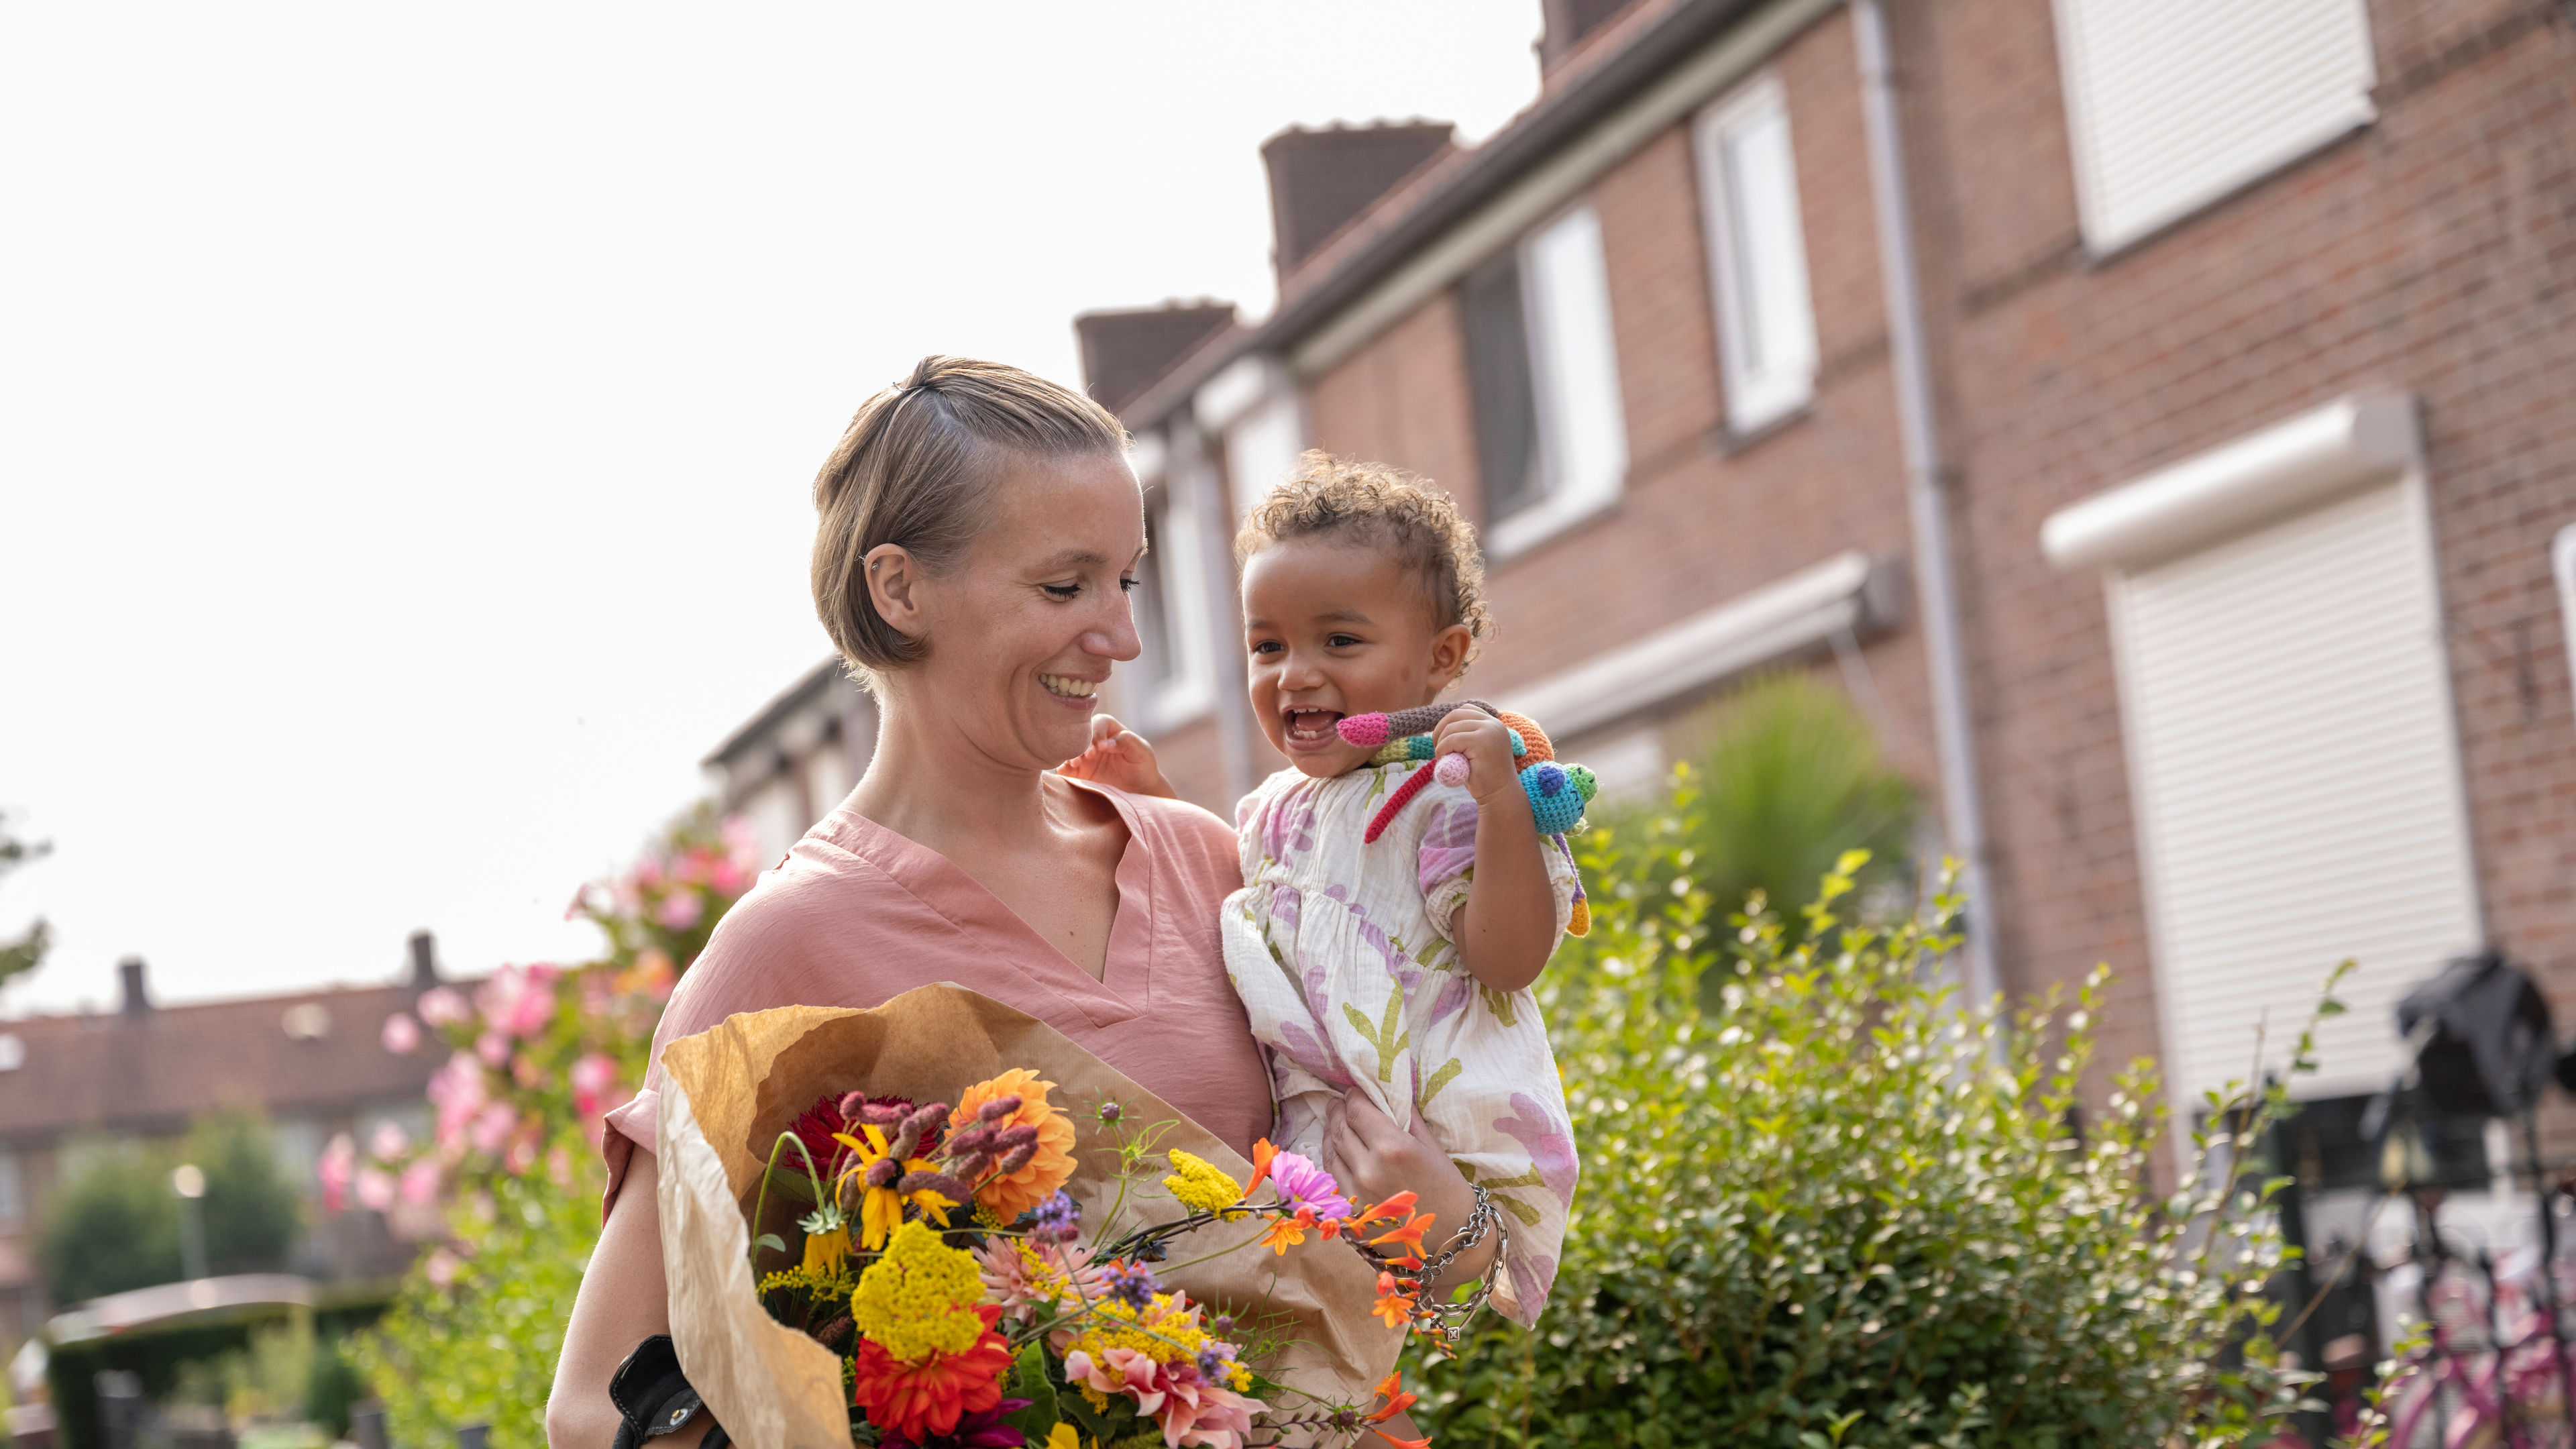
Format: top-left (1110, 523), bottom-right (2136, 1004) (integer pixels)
top-left (845, 690), bottom-right (1067, 857)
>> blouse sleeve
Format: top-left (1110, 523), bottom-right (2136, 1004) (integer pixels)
top-left (1416, 788), bottom-right (1579, 946)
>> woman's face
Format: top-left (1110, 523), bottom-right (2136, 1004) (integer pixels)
top-left (894, 450), bottom-right (1145, 770)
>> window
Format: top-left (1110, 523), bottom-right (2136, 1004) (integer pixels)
top-left (1462, 204), bottom-right (1628, 559)
top-left (2555, 525), bottom-right (2576, 723)
top-left (1695, 74), bottom-right (1817, 435)
top-left (2047, 398), bottom-right (2482, 1112)
top-left (2054, 0), bottom-right (2377, 252)
top-left (0, 1152), bottom-right (20, 1228)
top-left (1128, 482), bottom-right (1215, 730)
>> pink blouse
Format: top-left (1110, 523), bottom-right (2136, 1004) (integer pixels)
top-left (600, 780), bottom-right (1275, 1214)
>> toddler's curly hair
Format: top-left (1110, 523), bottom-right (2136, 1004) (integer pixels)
top-left (1236, 452), bottom-right (1493, 673)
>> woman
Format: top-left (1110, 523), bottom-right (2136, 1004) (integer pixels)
top-left (545, 357), bottom-right (1484, 1448)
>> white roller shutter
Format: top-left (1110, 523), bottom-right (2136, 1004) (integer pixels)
top-left (2053, 0), bottom-right (2378, 251)
top-left (2104, 471), bottom-right (2481, 1106)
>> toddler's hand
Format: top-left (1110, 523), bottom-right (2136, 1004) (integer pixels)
top-left (1058, 715), bottom-right (1176, 799)
top-left (1430, 706), bottom-right (1523, 809)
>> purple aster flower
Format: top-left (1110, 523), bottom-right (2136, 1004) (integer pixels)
top-left (1103, 1257), bottom-right (1160, 1309)
top-left (1195, 1342), bottom-right (1238, 1383)
top-left (1028, 1189), bottom-right (1081, 1243)
top-left (1264, 1149), bottom-right (1354, 1220)
top-left (876, 1400), bottom-right (1030, 1448)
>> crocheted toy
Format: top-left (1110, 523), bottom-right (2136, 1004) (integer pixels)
top-left (1336, 701), bottom-right (1599, 936)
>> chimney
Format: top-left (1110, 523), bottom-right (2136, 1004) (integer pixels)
top-left (119, 956), bottom-right (152, 1019)
top-left (1538, 0), bottom-right (1640, 72)
top-left (408, 930), bottom-right (440, 989)
top-left (1074, 303), bottom-right (1239, 417)
top-left (1260, 121), bottom-right (1456, 277)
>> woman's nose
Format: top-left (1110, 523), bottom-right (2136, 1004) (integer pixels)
top-left (1083, 594), bottom-right (1141, 661)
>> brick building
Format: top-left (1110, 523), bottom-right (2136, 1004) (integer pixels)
top-left (1079, 0), bottom-right (2576, 1177)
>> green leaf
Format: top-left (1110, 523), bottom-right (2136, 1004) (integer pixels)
top-left (753, 1232), bottom-right (786, 1254)
top-left (1004, 1341), bottom-right (1061, 1444)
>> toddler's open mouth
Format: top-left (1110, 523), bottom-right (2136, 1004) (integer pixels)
top-left (1283, 708), bottom-right (1344, 749)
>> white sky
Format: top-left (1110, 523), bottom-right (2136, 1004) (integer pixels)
top-left (0, 4), bottom-right (1544, 1015)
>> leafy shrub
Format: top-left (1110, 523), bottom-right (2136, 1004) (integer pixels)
top-left (1410, 769), bottom-right (2328, 1448)
top-left (353, 805), bottom-right (756, 1449)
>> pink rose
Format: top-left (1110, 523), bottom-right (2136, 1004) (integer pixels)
top-left (356, 1166), bottom-right (397, 1214)
top-left (656, 891), bottom-right (704, 930)
top-left (400, 1159), bottom-right (441, 1206)
top-left (570, 1052), bottom-right (622, 1119)
top-left (415, 987), bottom-right (469, 1027)
top-left (470, 1102), bottom-right (518, 1156)
top-left (425, 1248), bottom-right (459, 1288)
top-left (369, 1121), bottom-right (409, 1162)
top-left (318, 1132), bottom-right (356, 1214)
top-left (380, 1013), bottom-right (421, 1055)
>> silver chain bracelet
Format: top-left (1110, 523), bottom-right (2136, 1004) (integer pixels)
top-left (1355, 1183), bottom-right (1507, 1340)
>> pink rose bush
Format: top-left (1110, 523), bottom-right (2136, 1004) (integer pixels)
top-left (354, 806), bottom-right (762, 1444)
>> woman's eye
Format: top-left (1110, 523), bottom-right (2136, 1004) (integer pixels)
top-left (1118, 576), bottom-right (1140, 594)
top-left (1041, 583), bottom-right (1081, 600)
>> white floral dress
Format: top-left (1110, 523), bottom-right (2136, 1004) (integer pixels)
top-left (1222, 763), bottom-right (1581, 1325)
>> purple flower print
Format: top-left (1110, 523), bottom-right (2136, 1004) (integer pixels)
top-left (1507, 1252), bottom-right (1559, 1317)
top-left (1415, 798), bottom-right (1479, 898)
top-left (1274, 1017), bottom-right (1358, 1091)
top-left (1495, 1093), bottom-right (1579, 1208)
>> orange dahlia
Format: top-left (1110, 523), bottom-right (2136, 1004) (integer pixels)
top-left (949, 1069), bottom-right (1076, 1221)
top-left (850, 1303), bottom-right (1014, 1439)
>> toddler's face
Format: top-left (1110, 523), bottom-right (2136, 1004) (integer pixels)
top-left (1240, 535), bottom-right (1470, 777)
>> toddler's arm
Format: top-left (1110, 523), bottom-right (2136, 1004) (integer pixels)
top-left (1432, 706), bottom-right (1557, 993)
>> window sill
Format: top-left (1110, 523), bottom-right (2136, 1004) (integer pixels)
top-left (1487, 485), bottom-right (1623, 563)
top-left (1718, 400), bottom-right (1813, 456)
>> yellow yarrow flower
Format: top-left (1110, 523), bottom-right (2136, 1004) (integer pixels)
top-left (850, 1220), bottom-right (985, 1362)
top-left (1162, 1149), bottom-right (1246, 1219)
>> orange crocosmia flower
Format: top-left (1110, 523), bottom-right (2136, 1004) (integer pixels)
top-left (1370, 1272), bottom-right (1413, 1330)
top-left (1258, 1213), bottom-right (1309, 1255)
top-left (1246, 1138), bottom-right (1280, 1194)
top-left (1368, 1212), bottom-right (1435, 1257)
top-left (1373, 1432), bottom-right (1432, 1449)
top-left (949, 1069), bottom-right (1077, 1222)
top-left (849, 1304), bottom-right (1013, 1440)
top-left (1366, 1373), bottom-right (1419, 1422)
top-left (1356, 1190), bottom-right (1418, 1227)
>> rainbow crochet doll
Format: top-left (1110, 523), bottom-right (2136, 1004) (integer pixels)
top-left (1336, 700), bottom-right (1597, 936)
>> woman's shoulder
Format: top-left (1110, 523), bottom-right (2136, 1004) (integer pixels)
top-left (1102, 786), bottom-right (1237, 873)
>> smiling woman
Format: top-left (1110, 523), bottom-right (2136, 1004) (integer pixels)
top-left (541, 358), bottom-right (1471, 1448)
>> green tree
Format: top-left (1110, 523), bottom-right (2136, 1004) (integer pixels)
top-left (38, 1110), bottom-right (301, 1303)
top-left (0, 810), bottom-right (50, 989)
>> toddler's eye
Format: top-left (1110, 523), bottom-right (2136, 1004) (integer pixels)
top-left (1248, 640), bottom-right (1282, 655)
top-left (1327, 633), bottom-right (1363, 648)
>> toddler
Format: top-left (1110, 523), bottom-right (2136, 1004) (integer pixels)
top-left (1220, 458), bottom-right (1584, 1326)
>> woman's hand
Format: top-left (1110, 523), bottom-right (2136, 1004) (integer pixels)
top-left (1058, 714), bottom-right (1177, 799)
top-left (1321, 1096), bottom-right (1500, 1293)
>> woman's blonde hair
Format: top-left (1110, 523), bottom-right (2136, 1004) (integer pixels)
top-left (811, 356), bottom-right (1129, 680)
top-left (1236, 452), bottom-right (1493, 674)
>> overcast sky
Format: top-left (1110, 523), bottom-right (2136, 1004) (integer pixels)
top-left (0, 4), bottom-right (1544, 1015)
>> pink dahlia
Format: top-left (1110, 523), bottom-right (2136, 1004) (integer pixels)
top-left (1061, 1346), bottom-right (1265, 1449)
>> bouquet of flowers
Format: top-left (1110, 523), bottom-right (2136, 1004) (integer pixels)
top-left (654, 985), bottom-right (1456, 1449)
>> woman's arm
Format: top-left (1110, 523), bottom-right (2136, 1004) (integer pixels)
top-left (546, 1148), bottom-right (712, 1449)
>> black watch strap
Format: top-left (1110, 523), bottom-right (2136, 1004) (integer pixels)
top-left (608, 1336), bottom-right (729, 1449)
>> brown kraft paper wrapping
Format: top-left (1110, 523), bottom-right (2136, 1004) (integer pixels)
top-left (655, 983), bottom-right (1406, 1449)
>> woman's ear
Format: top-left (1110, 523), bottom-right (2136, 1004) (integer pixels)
top-left (865, 544), bottom-right (926, 643)
top-left (1426, 622), bottom-right (1474, 687)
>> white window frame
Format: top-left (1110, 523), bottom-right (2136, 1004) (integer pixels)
top-left (1489, 203), bottom-right (1629, 560)
top-left (2557, 525), bottom-right (2576, 726)
top-left (1130, 474), bottom-right (1216, 733)
top-left (1695, 72), bottom-right (1819, 436)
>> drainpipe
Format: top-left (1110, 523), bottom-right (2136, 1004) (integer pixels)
top-left (1851, 0), bottom-right (2000, 1006)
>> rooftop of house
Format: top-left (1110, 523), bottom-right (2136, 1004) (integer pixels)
top-left (0, 947), bottom-right (453, 1145)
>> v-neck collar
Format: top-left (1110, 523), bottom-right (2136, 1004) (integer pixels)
top-left (826, 777), bottom-right (1154, 1026)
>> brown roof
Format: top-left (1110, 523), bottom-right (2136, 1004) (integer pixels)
top-left (0, 981), bottom-right (451, 1144)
